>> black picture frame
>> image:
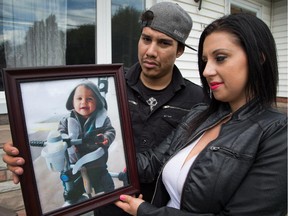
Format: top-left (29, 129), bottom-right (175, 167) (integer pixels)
top-left (3, 64), bottom-right (139, 216)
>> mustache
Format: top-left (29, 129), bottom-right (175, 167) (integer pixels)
top-left (142, 58), bottom-right (159, 66)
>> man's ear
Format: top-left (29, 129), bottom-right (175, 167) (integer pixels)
top-left (176, 45), bottom-right (185, 58)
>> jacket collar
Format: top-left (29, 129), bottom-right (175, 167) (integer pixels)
top-left (214, 98), bottom-right (264, 121)
top-left (191, 99), bottom-right (264, 141)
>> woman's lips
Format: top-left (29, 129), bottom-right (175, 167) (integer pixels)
top-left (210, 82), bottom-right (223, 90)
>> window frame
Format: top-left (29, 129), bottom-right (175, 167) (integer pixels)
top-left (0, 92), bottom-right (7, 114)
top-left (97, 0), bottom-right (112, 64)
top-left (226, 0), bottom-right (263, 18)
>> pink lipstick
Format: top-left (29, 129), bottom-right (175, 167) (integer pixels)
top-left (210, 82), bottom-right (223, 90)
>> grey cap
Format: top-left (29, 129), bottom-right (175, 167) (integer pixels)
top-left (141, 2), bottom-right (196, 51)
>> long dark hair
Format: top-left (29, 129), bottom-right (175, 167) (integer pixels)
top-left (193, 13), bottom-right (278, 130)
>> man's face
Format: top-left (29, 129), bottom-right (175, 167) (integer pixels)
top-left (138, 27), bottom-right (183, 82)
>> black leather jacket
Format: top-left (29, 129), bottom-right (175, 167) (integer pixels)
top-left (137, 99), bottom-right (287, 216)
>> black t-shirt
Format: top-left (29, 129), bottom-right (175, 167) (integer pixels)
top-left (136, 78), bottom-right (174, 114)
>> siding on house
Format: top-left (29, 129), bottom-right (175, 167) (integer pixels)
top-left (272, 0), bottom-right (287, 97)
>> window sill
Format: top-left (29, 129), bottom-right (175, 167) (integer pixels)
top-left (0, 92), bottom-right (7, 114)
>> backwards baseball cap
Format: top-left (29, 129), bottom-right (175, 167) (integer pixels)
top-left (141, 2), bottom-right (196, 51)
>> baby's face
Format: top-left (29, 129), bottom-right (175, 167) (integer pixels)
top-left (73, 85), bottom-right (97, 118)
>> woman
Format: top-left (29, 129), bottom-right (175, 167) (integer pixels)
top-left (115, 13), bottom-right (287, 216)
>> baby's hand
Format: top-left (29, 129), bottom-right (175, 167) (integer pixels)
top-left (95, 134), bottom-right (108, 145)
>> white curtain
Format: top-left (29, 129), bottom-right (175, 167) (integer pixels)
top-left (3, 0), bottom-right (67, 67)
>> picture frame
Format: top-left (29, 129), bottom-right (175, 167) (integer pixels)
top-left (3, 64), bottom-right (139, 216)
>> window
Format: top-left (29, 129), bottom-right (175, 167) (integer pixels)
top-left (231, 5), bottom-right (256, 16)
top-left (66, 0), bottom-right (96, 65)
top-left (228, 0), bottom-right (261, 17)
top-left (0, 0), bottom-right (144, 113)
top-left (112, 0), bottom-right (144, 68)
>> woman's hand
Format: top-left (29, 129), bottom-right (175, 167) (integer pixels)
top-left (115, 194), bottom-right (144, 216)
top-left (2, 141), bottom-right (25, 184)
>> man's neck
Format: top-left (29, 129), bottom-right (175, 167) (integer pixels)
top-left (140, 72), bottom-right (173, 90)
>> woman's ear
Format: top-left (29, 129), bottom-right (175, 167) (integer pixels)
top-left (260, 52), bottom-right (266, 64)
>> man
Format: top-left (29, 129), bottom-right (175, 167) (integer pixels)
top-left (3, 2), bottom-right (209, 215)
top-left (125, 2), bottom-right (209, 203)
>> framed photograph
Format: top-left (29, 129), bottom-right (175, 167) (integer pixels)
top-left (3, 64), bottom-right (139, 216)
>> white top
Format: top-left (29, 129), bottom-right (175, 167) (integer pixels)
top-left (162, 135), bottom-right (202, 209)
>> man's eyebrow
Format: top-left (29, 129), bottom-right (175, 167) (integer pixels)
top-left (141, 33), bottom-right (150, 37)
top-left (159, 38), bottom-right (173, 43)
top-left (141, 33), bottom-right (174, 44)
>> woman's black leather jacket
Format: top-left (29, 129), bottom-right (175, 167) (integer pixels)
top-left (136, 99), bottom-right (287, 216)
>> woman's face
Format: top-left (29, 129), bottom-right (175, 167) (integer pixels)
top-left (202, 31), bottom-right (249, 112)
top-left (73, 85), bottom-right (97, 119)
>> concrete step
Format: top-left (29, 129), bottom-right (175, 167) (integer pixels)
top-left (0, 205), bottom-right (17, 216)
top-left (0, 181), bottom-right (24, 213)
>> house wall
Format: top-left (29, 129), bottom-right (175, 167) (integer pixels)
top-left (272, 0), bottom-right (287, 98)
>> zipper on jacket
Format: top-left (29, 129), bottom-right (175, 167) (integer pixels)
top-left (162, 105), bottom-right (190, 112)
top-left (128, 100), bottom-right (137, 105)
top-left (209, 146), bottom-right (253, 160)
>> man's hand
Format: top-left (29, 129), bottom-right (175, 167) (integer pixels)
top-left (2, 141), bottom-right (25, 184)
top-left (115, 194), bottom-right (144, 216)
